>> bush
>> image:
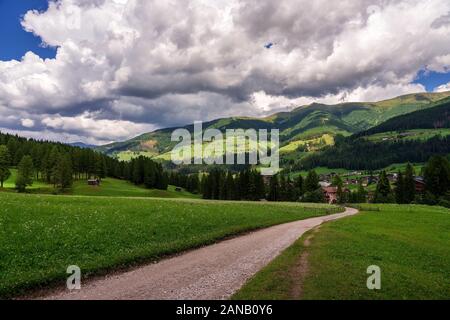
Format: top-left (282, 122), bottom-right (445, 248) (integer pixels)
top-left (438, 199), bottom-right (450, 208)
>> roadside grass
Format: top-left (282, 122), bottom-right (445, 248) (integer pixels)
top-left (0, 192), bottom-right (340, 298)
top-left (233, 204), bottom-right (450, 300)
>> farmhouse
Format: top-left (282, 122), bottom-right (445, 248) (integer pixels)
top-left (414, 177), bottom-right (426, 193)
top-left (88, 179), bottom-right (100, 186)
top-left (322, 186), bottom-right (350, 204)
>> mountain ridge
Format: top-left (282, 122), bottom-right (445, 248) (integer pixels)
top-left (96, 91), bottom-right (450, 161)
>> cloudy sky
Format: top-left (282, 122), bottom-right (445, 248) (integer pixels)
top-left (1, 0), bottom-right (450, 145)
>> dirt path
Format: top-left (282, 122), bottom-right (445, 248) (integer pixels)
top-left (39, 207), bottom-right (358, 300)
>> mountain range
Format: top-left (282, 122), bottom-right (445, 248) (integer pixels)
top-left (96, 91), bottom-right (450, 167)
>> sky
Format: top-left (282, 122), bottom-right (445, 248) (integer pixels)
top-left (1, 0), bottom-right (450, 145)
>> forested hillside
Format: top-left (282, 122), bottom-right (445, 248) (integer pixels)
top-left (0, 132), bottom-right (168, 191)
top-left (97, 92), bottom-right (450, 161)
top-left (298, 99), bottom-right (450, 170)
top-left (356, 98), bottom-right (450, 136)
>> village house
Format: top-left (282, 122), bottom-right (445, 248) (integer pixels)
top-left (322, 186), bottom-right (350, 204)
top-left (414, 177), bottom-right (426, 193)
top-left (88, 179), bottom-right (100, 186)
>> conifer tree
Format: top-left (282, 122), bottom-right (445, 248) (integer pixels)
top-left (16, 155), bottom-right (34, 192)
top-left (267, 175), bottom-right (279, 202)
top-left (305, 170), bottom-right (319, 192)
top-left (373, 171), bottom-right (394, 203)
top-left (295, 175), bottom-right (304, 198)
top-left (404, 163), bottom-right (416, 203)
top-left (395, 172), bottom-right (406, 204)
top-left (423, 156), bottom-right (450, 197)
top-left (54, 155), bottom-right (73, 189)
top-left (0, 145), bottom-right (11, 188)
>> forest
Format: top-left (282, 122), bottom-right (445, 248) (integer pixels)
top-left (0, 132), bottom-right (168, 192)
top-left (299, 135), bottom-right (450, 171)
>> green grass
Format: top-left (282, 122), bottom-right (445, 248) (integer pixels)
top-left (233, 204), bottom-right (450, 300)
top-left (384, 163), bottom-right (424, 175)
top-left (0, 192), bottom-right (341, 298)
top-left (3, 169), bottom-right (52, 191)
top-left (115, 151), bottom-right (159, 161)
top-left (2, 171), bottom-right (200, 199)
top-left (70, 178), bottom-right (200, 199)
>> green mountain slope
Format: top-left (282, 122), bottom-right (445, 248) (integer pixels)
top-left (97, 91), bottom-right (450, 161)
top-left (299, 98), bottom-right (450, 170)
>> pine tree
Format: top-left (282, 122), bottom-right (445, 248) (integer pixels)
top-left (254, 171), bottom-right (265, 201)
top-left (295, 175), bottom-right (304, 198)
top-left (285, 176), bottom-right (296, 202)
top-left (305, 170), bottom-right (319, 192)
top-left (373, 171), bottom-right (394, 203)
top-left (332, 175), bottom-right (343, 188)
top-left (423, 156), bottom-right (450, 197)
top-left (395, 172), bottom-right (406, 204)
top-left (356, 180), bottom-right (367, 203)
top-left (54, 155), bottom-right (73, 189)
top-left (225, 172), bottom-right (235, 200)
top-left (16, 155), bottom-right (34, 192)
top-left (404, 163), bottom-right (416, 203)
top-left (279, 175), bottom-right (288, 201)
top-left (267, 175), bottom-right (279, 202)
top-left (0, 145), bottom-right (11, 188)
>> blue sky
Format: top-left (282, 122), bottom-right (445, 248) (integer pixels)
top-left (414, 70), bottom-right (450, 92)
top-left (0, 0), bottom-right (56, 61)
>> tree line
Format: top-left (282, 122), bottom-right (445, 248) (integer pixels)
top-left (298, 135), bottom-right (450, 171)
top-left (371, 157), bottom-right (450, 207)
top-left (0, 132), bottom-right (168, 192)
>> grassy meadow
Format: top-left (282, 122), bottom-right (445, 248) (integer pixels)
top-left (233, 204), bottom-right (450, 300)
top-left (2, 171), bottom-right (200, 199)
top-left (3, 169), bottom-right (52, 191)
top-left (71, 178), bottom-right (201, 199)
top-left (0, 192), bottom-right (340, 298)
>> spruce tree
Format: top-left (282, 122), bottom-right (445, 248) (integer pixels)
top-left (373, 171), bottom-right (394, 203)
top-left (54, 155), bottom-right (73, 189)
top-left (279, 175), bottom-right (288, 201)
top-left (295, 175), bottom-right (304, 198)
top-left (16, 155), bottom-right (34, 192)
top-left (0, 145), bottom-right (11, 188)
top-left (356, 180), bottom-right (367, 203)
top-left (395, 172), bottom-right (405, 204)
top-left (225, 172), bottom-right (235, 200)
top-left (267, 175), bottom-right (279, 202)
top-left (423, 156), bottom-right (450, 197)
top-left (254, 171), bottom-right (265, 200)
top-left (404, 163), bottom-right (416, 203)
top-left (305, 170), bottom-right (319, 192)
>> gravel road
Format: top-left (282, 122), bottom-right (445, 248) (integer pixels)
top-left (40, 207), bottom-right (358, 300)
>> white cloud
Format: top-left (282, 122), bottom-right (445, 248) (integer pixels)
top-left (21, 118), bottom-right (35, 128)
top-left (0, 0), bottom-right (450, 143)
top-left (41, 112), bottom-right (155, 143)
top-left (434, 82), bottom-right (450, 92)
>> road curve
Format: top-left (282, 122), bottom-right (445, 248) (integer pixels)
top-left (40, 207), bottom-right (358, 300)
